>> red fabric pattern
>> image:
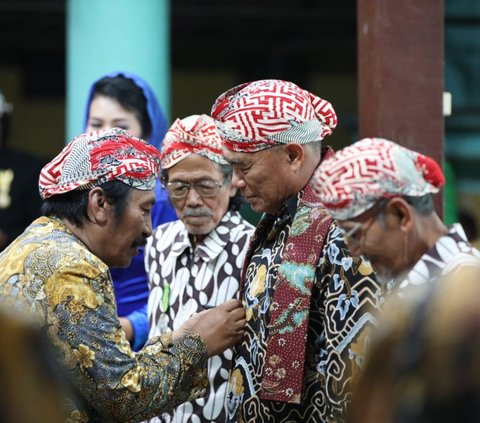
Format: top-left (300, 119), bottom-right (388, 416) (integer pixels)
top-left (39, 128), bottom-right (161, 199)
top-left (312, 137), bottom-right (445, 220)
top-left (160, 114), bottom-right (228, 170)
top-left (211, 80), bottom-right (337, 152)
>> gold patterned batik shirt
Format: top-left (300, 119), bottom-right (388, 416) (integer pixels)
top-left (225, 197), bottom-right (384, 423)
top-left (0, 216), bottom-right (209, 423)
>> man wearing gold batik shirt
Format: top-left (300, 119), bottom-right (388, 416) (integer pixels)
top-left (0, 128), bottom-right (245, 422)
top-left (211, 80), bottom-right (382, 422)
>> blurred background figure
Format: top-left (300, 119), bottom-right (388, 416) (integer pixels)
top-left (0, 90), bottom-right (45, 251)
top-left (146, 114), bottom-right (254, 423)
top-left (84, 72), bottom-right (177, 350)
top-left (349, 265), bottom-right (480, 423)
top-left (0, 305), bottom-right (67, 423)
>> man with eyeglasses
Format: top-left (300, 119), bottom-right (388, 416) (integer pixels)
top-left (145, 114), bottom-right (254, 423)
top-left (313, 137), bottom-right (480, 290)
top-left (211, 80), bottom-right (381, 423)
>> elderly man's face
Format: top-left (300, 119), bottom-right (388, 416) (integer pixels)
top-left (165, 154), bottom-right (236, 238)
top-left (223, 147), bottom-right (293, 215)
top-left (336, 201), bottom-right (409, 284)
top-left (102, 188), bottom-right (156, 268)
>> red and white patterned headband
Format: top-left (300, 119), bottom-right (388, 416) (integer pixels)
top-left (160, 114), bottom-right (228, 169)
top-left (211, 79), bottom-right (338, 153)
top-left (39, 127), bottom-right (161, 199)
top-left (312, 138), bottom-right (445, 220)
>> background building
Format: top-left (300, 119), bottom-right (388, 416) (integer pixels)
top-left (0, 0), bottom-right (478, 229)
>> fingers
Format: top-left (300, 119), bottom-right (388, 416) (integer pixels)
top-left (233, 318), bottom-right (246, 333)
top-left (179, 299), bottom-right (246, 357)
top-left (229, 307), bottom-right (246, 323)
top-left (220, 298), bottom-right (243, 312)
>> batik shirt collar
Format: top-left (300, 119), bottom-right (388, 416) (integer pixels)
top-left (395, 223), bottom-right (480, 290)
top-left (169, 211), bottom-right (236, 262)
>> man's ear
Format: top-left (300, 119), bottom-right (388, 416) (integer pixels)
top-left (87, 187), bottom-right (111, 225)
top-left (386, 197), bottom-right (414, 232)
top-left (283, 143), bottom-right (305, 170)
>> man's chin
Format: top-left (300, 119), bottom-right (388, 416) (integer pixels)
top-left (185, 224), bottom-right (212, 236)
top-left (365, 259), bottom-right (393, 285)
top-left (374, 267), bottom-right (395, 285)
top-left (109, 250), bottom-right (138, 269)
top-left (249, 199), bottom-right (280, 215)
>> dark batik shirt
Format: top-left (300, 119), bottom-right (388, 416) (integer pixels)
top-left (226, 196), bottom-right (383, 423)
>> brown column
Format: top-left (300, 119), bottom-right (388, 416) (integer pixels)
top-left (357, 0), bottom-right (444, 214)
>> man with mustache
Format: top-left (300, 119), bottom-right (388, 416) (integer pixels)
top-left (313, 137), bottom-right (480, 290)
top-left (0, 127), bottom-right (246, 422)
top-left (145, 114), bottom-right (254, 423)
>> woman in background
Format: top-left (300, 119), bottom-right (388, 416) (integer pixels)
top-left (84, 71), bottom-right (177, 350)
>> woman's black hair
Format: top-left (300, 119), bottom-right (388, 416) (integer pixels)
top-left (41, 180), bottom-right (132, 227)
top-left (90, 75), bottom-right (152, 140)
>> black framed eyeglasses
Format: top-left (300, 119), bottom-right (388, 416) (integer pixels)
top-left (337, 221), bottom-right (364, 245)
top-left (337, 199), bottom-right (390, 246)
top-left (163, 179), bottom-right (226, 199)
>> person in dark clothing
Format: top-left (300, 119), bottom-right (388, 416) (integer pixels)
top-left (0, 91), bottom-right (45, 251)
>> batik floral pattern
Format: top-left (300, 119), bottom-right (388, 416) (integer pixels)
top-left (0, 216), bottom-right (208, 422)
top-left (226, 210), bottom-right (383, 422)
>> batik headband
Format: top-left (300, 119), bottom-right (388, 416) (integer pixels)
top-left (211, 79), bottom-right (338, 152)
top-left (312, 137), bottom-right (445, 220)
top-left (160, 114), bottom-right (228, 169)
top-left (39, 127), bottom-right (161, 199)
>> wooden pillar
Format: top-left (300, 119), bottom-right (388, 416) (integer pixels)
top-left (357, 0), bottom-right (444, 215)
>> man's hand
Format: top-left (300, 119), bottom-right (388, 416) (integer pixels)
top-left (119, 317), bottom-right (133, 342)
top-left (173, 299), bottom-right (245, 357)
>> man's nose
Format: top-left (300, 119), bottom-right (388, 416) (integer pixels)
top-left (144, 215), bottom-right (153, 237)
top-left (232, 169), bottom-right (246, 189)
top-left (184, 186), bottom-right (203, 205)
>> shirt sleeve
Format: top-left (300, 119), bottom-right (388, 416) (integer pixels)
top-left (44, 261), bottom-right (209, 422)
top-left (128, 304), bottom-right (149, 351)
top-left (317, 221), bottom-right (382, 421)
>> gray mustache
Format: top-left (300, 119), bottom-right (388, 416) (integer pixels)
top-left (182, 208), bottom-right (214, 218)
